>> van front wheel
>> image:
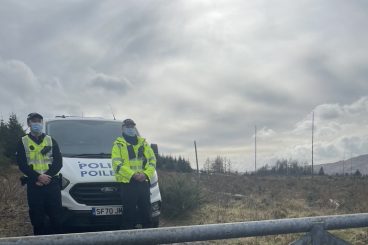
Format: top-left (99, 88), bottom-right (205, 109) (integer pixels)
top-left (151, 216), bottom-right (159, 228)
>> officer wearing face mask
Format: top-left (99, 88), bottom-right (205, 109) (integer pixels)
top-left (111, 119), bottom-right (157, 229)
top-left (16, 112), bottom-right (63, 235)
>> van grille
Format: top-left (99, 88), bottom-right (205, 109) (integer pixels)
top-left (69, 182), bottom-right (121, 205)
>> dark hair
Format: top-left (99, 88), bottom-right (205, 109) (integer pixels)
top-left (122, 118), bottom-right (136, 127)
top-left (27, 112), bottom-right (43, 123)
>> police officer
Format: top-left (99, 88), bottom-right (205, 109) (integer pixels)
top-left (111, 119), bottom-right (156, 229)
top-left (16, 112), bottom-right (63, 235)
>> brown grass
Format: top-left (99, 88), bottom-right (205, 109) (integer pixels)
top-left (160, 172), bottom-right (368, 244)
top-left (0, 166), bottom-right (32, 237)
top-left (1, 168), bottom-right (368, 244)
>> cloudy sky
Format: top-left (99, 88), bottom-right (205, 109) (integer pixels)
top-left (1, 0), bottom-right (367, 171)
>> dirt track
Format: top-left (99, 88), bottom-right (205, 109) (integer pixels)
top-left (0, 166), bottom-right (33, 237)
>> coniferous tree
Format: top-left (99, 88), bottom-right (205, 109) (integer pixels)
top-left (354, 169), bottom-right (362, 177)
top-left (0, 118), bottom-right (6, 150)
top-left (3, 113), bottom-right (25, 161)
top-left (256, 159), bottom-right (312, 176)
top-left (156, 154), bottom-right (192, 172)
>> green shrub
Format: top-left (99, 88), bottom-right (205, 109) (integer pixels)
top-left (159, 173), bottom-right (202, 218)
top-left (0, 147), bottom-right (11, 171)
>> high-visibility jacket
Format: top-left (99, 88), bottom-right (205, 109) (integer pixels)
top-left (111, 136), bottom-right (156, 183)
top-left (21, 135), bottom-right (53, 174)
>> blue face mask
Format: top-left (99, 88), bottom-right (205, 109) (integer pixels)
top-left (123, 127), bottom-right (137, 137)
top-left (30, 123), bottom-right (43, 134)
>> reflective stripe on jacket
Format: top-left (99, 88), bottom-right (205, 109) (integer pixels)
top-left (111, 136), bottom-right (156, 183)
top-left (21, 135), bottom-right (53, 174)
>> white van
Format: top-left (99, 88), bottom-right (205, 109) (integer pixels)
top-left (45, 116), bottom-right (161, 231)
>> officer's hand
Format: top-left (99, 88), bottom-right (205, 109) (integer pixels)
top-left (38, 174), bottom-right (51, 185)
top-left (136, 173), bottom-right (147, 182)
top-left (35, 181), bottom-right (44, 186)
top-left (133, 173), bottom-right (141, 181)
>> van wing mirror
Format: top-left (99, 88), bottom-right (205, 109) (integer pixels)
top-left (150, 144), bottom-right (159, 158)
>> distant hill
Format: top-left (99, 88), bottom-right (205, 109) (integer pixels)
top-left (315, 154), bottom-right (368, 175)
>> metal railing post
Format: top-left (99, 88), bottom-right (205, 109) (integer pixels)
top-left (1, 213), bottom-right (367, 245)
top-left (310, 223), bottom-right (326, 245)
top-left (290, 222), bottom-right (351, 245)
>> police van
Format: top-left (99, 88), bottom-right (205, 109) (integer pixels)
top-left (45, 116), bottom-right (161, 230)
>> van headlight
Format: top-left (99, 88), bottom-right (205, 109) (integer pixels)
top-left (61, 176), bottom-right (70, 190)
top-left (150, 181), bottom-right (158, 188)
top-left (150, 171), bottom-right (158, 188)
top-left (152, 201), bottom-right (161, 212)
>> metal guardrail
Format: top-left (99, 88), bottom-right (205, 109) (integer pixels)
top-left (1, 213), bottom-right (368, 245)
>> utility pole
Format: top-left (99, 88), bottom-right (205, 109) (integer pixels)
top-left (194, 140), bottom-right (199, 177)
top-left (109, 104), bottom-right (116, 120)
top-left (311, 111), bottom-right (314, 177)
top-left (342, 150), bottom-right (345, 176)
top-left (350, 151), bottom-right (353, 175)
top-left (255, 125), bottom-right (257, 173)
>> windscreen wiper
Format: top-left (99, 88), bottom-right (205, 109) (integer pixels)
top-left (68, 153), bottom-right (111, 158)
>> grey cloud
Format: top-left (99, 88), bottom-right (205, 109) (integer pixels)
top-left (315, 103), bottom-right (343, 120)
top-left (315, 143), bottom-right (340, 160)
top-left (1, 0), bottom-right (368, 170)
top-left (0, 58), bottom-right (38, 103)
top-left (257, 128), bottom-right (276, 138)
top-left (339, 136), bottom-right (368, 156)
top-left (344, 97), bottom-right (368, 115)
top-left (226, 81), bottom-right (295, 108)
top-left (89, 73), bottom-right (132, 93)
top-left (316, 123), bottom-right (341, 138)
top-left (303, 59), bottom-right (368, 105)
top-left (313, 97), bottom-right (368, 125)
top-left (51, 103), bottom-right (84, 118)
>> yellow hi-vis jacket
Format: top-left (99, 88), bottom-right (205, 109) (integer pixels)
top-left (21, 135), bottom-right (53, 174)
top-left (111, 136), bottom-right (156, 183)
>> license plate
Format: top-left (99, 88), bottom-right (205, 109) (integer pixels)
top-left (92, 207), bottom-right (123, 216)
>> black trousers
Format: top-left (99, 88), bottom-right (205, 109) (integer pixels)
top-left (120, 180), bottom-right (152, 229)
top-left (26, 180), bottom-right (62, 235)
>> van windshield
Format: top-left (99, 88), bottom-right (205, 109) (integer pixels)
top-left (46, 120), bottom-right (123, 158)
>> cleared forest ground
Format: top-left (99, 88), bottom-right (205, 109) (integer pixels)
top-left (160, 171), bottom-right (368, 244)
top-left (1, 167), bottom-right (368, 244)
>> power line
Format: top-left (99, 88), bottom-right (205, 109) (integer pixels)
top-left (255, 125), bottom-right (257, 172)
top-left (311, 111), bottom-right (314, 176)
